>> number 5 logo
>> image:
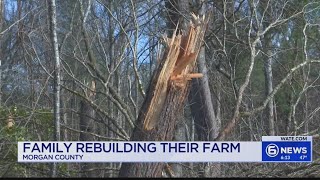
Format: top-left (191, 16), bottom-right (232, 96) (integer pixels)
top-left (266, 144), bottom-right (279, 157)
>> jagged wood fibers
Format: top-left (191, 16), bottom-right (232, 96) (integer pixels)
top-left (119, 14), bottom-right (209, 177)
top-left (143, 14), bottom-right (208, 130)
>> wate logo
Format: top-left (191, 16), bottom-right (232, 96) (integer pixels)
top-left (265, 143), bottom-right (279, 157)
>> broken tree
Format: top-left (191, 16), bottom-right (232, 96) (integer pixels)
top-left (118, 14), bottom-right (209, 177)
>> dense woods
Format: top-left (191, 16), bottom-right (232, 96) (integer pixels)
top-left (0, 0), bottom-right (319, 177)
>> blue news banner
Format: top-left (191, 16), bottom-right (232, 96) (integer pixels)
top-left (18, 136), bottom-right (312, 163)
top-left (262, 136), bottom-right (312, 162)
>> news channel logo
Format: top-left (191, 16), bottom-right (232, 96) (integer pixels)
top-left (265, 143), bottom-right (279, 157)
top-left (262, 137), bottom-right (312, 162)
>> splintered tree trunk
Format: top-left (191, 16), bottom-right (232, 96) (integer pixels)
top-left (167, 0), bottom-right (189, 177)
top-left (119, 14), bottom-right (209, 177)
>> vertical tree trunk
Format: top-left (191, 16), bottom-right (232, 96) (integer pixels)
top-left (78, 1), bottom-right (98, 177)
top-left (0, 0), bottom-right (3, 107)
top-left (79, 94), bottom-right (96, 177)
top-left (61, 84), bottom-right (70, 176)
top-left (189, 47), bottom-right (221, 177)
top-left (118, 12), bottom-right (208, 177)
top-left (167, 0), bottom-right (189, 177)
top-left (107, 1), bottom-right (115, 176)
top-left (188, 1), bottom-right (221, 177)
top-left (189, 47), bottom-right (219, 141)
top-left (48, 0), bottom-right (61, 177)
top-left (119, 81), bottom-right (192, 177)
top-left (264, 33), bottom-right (275, 136)
top-left (172, 118), bottom-right (185, 177)
top-left (165, 0), bottom-right (221, 177)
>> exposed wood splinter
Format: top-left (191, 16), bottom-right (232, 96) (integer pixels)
top-left (142, 14), bottom-right (208, 130)
top-left (7, 115), bottom-right (15, 129)
top-left (171, 73), bottom-right (203, 81)
top-left (172, 53), bottom-right (197, 77)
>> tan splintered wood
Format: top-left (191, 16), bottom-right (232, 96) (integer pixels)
top-left (171, 53), bottom-right (197, 77)
top-left (143, 14), bottom-right (208, 130)
top-left (170, 73), bottom-right (203, 81)
top-left (143, 28), bottom-right (182, 130)
top-left (7, 114), bottom-right (14, 129)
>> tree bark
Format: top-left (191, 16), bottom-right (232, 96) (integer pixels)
top-left (264, 32), bottom-right (275, 136)
top-left (0, 0), bottom-right (3, 107)
top-left (167, 0), bottom-right (189, 177)
top-left (118, 13), bottom-right (208, 177)
top-left (172, 118), bottom-right (186, 177)
top-left (79, 97), bottom-right (96, 177)
top-left (48, 0), bottom-right (61, 177)
top-left (189, 47), bottom-right (221, 177)
top-left (188, 1), bottom-right (221, 177)
top-left (119, 78), bottom-right (191, 177)
top-left (78, 1), bottom-right (98, 177)
top-left (189, 47), bottom-right (219, 141)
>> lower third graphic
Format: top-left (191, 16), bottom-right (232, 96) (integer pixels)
top-left (262, 136), bottom-right (312, 162)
